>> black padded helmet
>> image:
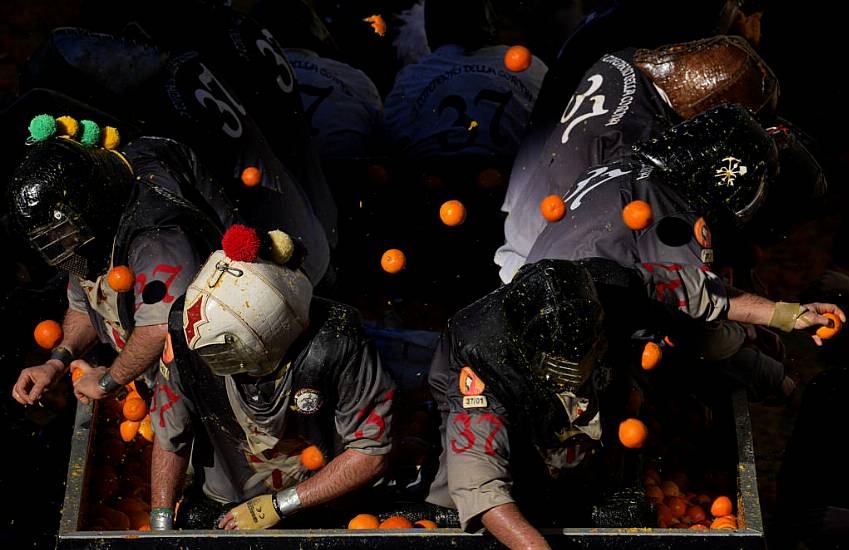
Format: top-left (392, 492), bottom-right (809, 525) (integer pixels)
top-left (504, 260), bottom-right (605, 394)
top-left (8, 138), bottom-right (134, 279)
top-left (633, 103), bottom-right (778, 227)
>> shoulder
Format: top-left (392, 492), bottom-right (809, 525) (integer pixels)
top-left (309, 298), bottom-right (366, 342)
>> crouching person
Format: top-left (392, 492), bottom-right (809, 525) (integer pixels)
top-left (149, 225), bottom-right (395, 530)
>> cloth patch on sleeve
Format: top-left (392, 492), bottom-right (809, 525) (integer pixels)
top-left (462, 395), bottom-right (488, 408)
top-left (459, 366), bottom-right (485, 396)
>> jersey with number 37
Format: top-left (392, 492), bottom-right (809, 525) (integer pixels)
top-left (384, 44), bottom-right (547, 157)
top-left (497, 48), bottom-right (674, 283)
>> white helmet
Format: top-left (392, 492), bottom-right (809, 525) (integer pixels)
top-left (183, 226), bottom-right (313, 377)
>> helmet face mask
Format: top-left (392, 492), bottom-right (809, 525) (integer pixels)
top-left (27, 205), bottom-right (95, 269)
top-left (184, 250), bottom-right (312, 378)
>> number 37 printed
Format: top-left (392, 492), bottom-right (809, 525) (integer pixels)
top-left (450, 412), bottom-right (504, 456)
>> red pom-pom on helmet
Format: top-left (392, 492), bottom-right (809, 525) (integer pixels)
top-left (222, 224), bottom-right (261, 262)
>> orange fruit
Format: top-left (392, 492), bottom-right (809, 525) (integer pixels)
top-left (710, 517), bottom-right (736, 529)
top-left (379, 515), bottom-right (414, 529)
top-left (618, 418), bottom-right (648, 448)
top-left (120, 420), bottom-right (140, 442)
top-left (439, 200), bottom-right (466, 226)
top-left (504, 45), bottom-right (532, 72)
top-left (123, 397), bottom-right (148, 422)
top-left (660, 480), bottom-right (681, 498)
top-left (241, 166), bottom-right (261, 187)
top-left (685, 505), bottom-right (706, 523)
top-left (690, 523), bottom-right (707, 529)
top-left (656, 503), bottom-right (675, 526)
top-left (107, 266), bottom-right (135, 293)
top-left (816, 312), bottom-right (843, 339)
top-left (363, 15), bottom-right (386, 37)
top-left (644, 469), bottom-right (661, 486)
top-left (622, 200), bottom-right (653, 230)
top-left (666, 497), bottom-right (687, 518)
top-left (476, 168), bottom-right (504, 188)
top-left (300, 445), bottom-right (325, 471)
top-left (414, 519), bottom-right (438, 529)
top-left (127, 509), bottom-right (150, 530)
top-left (381, 249), bottom-right (406, 274)
top-left (539, 195), bottom-right (566, 222)
top-left (641, 341), bottom-right (662, 370)
top-left (348, 514), bottom-right (380, 529)
top-left (710, 496), bottom-right (733, 517)
top-left (138, 415), bottom-right (154, 443)
top-left (71, 367), bottom-right (84, 383)
top-left (663, 335), bottom-right (675, 347)
top-left (422, 174), bottom-right (445, 189)
top-left (34, 320), bottom-right (63, 349)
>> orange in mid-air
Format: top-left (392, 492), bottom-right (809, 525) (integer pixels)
top-left (622, 200), bottom-right (653, 230)
top-left (300, 445), bottom-right (325, 471)
top-left (379, 515), bottom-right (414, 529)
top-left (363, 15), bottom-right (386, 36)
top-left (107, 266), bottom-right (135, 293)
top-left (540, 195), bottom-right (566, 222)
top-left (475, 167), bottom-right (504, 188)
top-left (710, 496), bottom-right (733, 517)
top-left (381, 249), bottom-right (406, 274)
top-left (34, 320), bottom-right (63, 349)
top-left (618, 418), bottom-right (648, 449)
top-left (439, 200), bottom-right (466, 226)
top-left (414, 519), bottom-right (438, 529)
top-left (348, 514), bottom-right (380, 529)
top-left (241, 166), bottom-right (261, 187)
top-left (641, 341), bottom-right (662, 370)
top-left (123, 397), bottom-right (148, 422)
top-left (504, 45), bottom-right (532, 72)
top-left (816, 312), bottom-right (843, 339)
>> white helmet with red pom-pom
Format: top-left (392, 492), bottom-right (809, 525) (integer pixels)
top-left (182, 225), bottom-right (312, 377)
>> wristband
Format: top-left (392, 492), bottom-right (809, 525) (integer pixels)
top-left (768, 302), bottom-right (808, 333)
top-left (97, 371), bottom-right (123, 395)
top-left (50, 347), bottom-right (74, 370)
top-left (272, 487), bottom-right (302, 518)
top-left (150, 507), bottom-right (173, 530)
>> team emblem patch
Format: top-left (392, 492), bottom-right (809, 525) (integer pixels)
top-left (693, 217), bottom-right (712, 248)
top-left (459, 366), bottom-right (485, 396)
top-left (184, 295), bottom-right (207, 348)
top-left (715, 156), bottom-right (747, 186)
top-left (293, 388), bottom-right (323, 415)
top-left (462, 395), bottom-right (488, 408)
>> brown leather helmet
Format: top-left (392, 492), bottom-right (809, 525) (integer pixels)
top-left (633, 35), bottom-right (778, 120)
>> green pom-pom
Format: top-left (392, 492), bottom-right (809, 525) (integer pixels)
top-left (29, 114), bottom-right (57, 141)
top-left (79, 120), bottom-right (101, 146)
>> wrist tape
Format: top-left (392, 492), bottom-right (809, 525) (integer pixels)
top-left (150, 508), bottom-right (173, 530)
top-left (50, 347), bottom-right (73, 370)
top-left (97, 371), bottom-right (123, 394)
top-left (768, 302), bottom-right (808, 333)
top-left (272, 487), bottom-right (302, 518)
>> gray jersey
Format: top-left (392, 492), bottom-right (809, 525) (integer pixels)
top-left (496, 49), bottom-right (673, 283)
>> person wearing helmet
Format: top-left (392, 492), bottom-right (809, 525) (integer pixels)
top-left (424, 257), bottom-right (843, 548)
top-left (496, 35), bottom-right (792, 284)
top-left (148, 225), bottom-right (395, 531)
top-left (10, 116), bottom-right (227, 407)
top-left (383, 0), bottom-right (548, 157)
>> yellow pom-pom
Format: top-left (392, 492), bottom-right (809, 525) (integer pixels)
top-left (101, 126), bottom-right (121, 150)
top-left (55, 115), bottom-right (79, 138)
top-left (267, 230), bottom-right (294, 265)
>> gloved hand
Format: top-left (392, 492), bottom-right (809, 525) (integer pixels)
top-left (218, 494), bottom-right (280, 530)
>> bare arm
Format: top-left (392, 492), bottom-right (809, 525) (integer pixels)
top-left (12, 309), bottom-right (98, 405)
top-left (295, 449), bottom-right (387, 508)
top-left (726, 289), bottom-right (846, 344)
top-left (218, 449), bottom-right (387, 529)
top-left (151, 436), bottom-right (190, 510)
top-left (481, 503), bottom-right (552, 550)
top-left (73, 324), bottom-right (168, 403)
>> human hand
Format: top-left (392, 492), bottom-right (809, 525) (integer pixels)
top-left (71, 360), bottom-right (108, 405)
top-left (218, 494), bottom-right (280, 530)
top-left (11, 361), bottom-right (64, 405)
top-left (795, 303), bottom-right (846, 345)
